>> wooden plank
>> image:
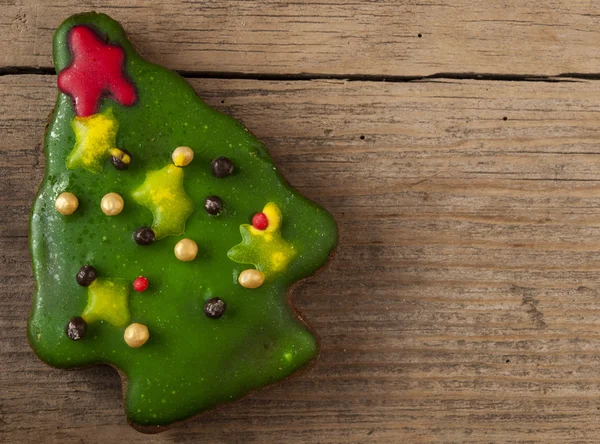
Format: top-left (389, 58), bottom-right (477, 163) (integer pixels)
top-left (3, 0), bottom-right (600, 77)
top-left (4, 74), bottom-right (600, 442)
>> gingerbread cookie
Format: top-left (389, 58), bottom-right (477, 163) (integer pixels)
top-left (28, 12), bottom-right (337, 432)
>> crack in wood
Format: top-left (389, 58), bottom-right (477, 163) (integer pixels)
top-left (1, 66), bottom-right (599, 83)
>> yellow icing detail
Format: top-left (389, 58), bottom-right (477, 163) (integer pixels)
top-left (132, 164), bottom-right (194, 239)
top-left (263, 202), bottom-right (281, 232)
top-left (67, 108), bottom-right (120, 173)
top-left (227, 202), bottom-right (296, 278)
top-left (174, 153), bottom-right (186, 167)
top-left (247, 203), bottom-right (281, 236)
top-left (81, 278), bottom-right (130, 327)
top-left (109, 148), bottom-right (130, 165)
top-left (271, 251), bottom-right (287, 271)
top-left (249, 226), bottom-right (265, 236)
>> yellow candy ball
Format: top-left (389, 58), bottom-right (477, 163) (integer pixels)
top-left (55, 192), bottom-right (79, 215)
top-left (174, 238), bottom-right (198, 261)
top-left (101, 192), bottom-right (124, 216)
top-left (124, 323), bottom-right (149, 348)
top-left (238, 269), bottom-right (265, 289)
top-left (172, 146), bottom-right (194, 167)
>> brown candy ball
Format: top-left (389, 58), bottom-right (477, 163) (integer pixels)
top-left (204, 298), bottom-right (226, 319)
top-left (110, 148), bottom-right (132, 170)
top-left (65, 316), bottom-right (87, 341)
top-left (76, 264), bottom-right (97, 286)
top-left (204, 196), bottom-right (223, 215)
top-left (133, 227), bottom-right (155, 245)
top-left (211, 157), bottom-right (234, 178)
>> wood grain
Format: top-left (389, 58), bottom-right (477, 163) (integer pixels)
top-left (4, 74), bottom-right (600, 442)
top-left (3, 0), bottom-right (600, 77)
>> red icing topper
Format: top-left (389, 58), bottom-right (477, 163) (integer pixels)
top-left (58, 26), bottom-right (137, 117)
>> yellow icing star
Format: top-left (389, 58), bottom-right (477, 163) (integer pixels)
top-left (67, 107), bottom-right (121, 173)
top-left (228, 202), bottom-right (296, 278)
top-left (82, 278), bottom-right (130, 327)
top-left (132, 164), bottom-right (194, 239)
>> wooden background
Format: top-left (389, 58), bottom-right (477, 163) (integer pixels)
top-left (3, 1), bottom-right (600, 443)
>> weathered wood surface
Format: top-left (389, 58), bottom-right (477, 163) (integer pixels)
top-left (5, 74), bottom-right (600, 442)
top-left (3, 0), bottom-right (600, 77)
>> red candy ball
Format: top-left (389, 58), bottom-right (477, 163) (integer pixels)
top-left (252, 212), bottom-right (269, 230)
top-left (133, 276), bottom-right (149, 292)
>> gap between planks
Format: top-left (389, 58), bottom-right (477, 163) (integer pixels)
top-left (1, 66), bottom-right (600, 83)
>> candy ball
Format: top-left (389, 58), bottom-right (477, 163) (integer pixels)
top-left (172, 146), bottom-right (194, 167)
top-left (204, 196), bottom-right (223, 215)
top-left (110, 148), bottom-right (132, 170)
top-left (124, 323), bottom-right (150, 348)
top-left (238, 269), bottom-right (265, 289)
top-left (55, 192), bottom-right (79, 215)
top-left (133, 227), bottom-right (155, 245)
top-left (204, 298), bottom-right (226, 319)
top-left (76, 264), bottom-right (97, 287)
top-left (133, 276), bottom-right (149, 292)
top-left (101, 192), bottom-right (124, 216)
top-left (174, 238), bottom-right (198, 261)
top-left (65, 316), bottom-right (87, 341)
top-left (252, 212), bottom-right (269, 230)
top-left (211, 156), bottom-right (234, 178)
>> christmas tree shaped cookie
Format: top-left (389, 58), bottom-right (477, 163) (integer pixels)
top-left (28, 12), bottom-right (337, 432)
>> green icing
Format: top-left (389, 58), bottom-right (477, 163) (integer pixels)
top-left (28, 12), bottom-right (337, 430)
